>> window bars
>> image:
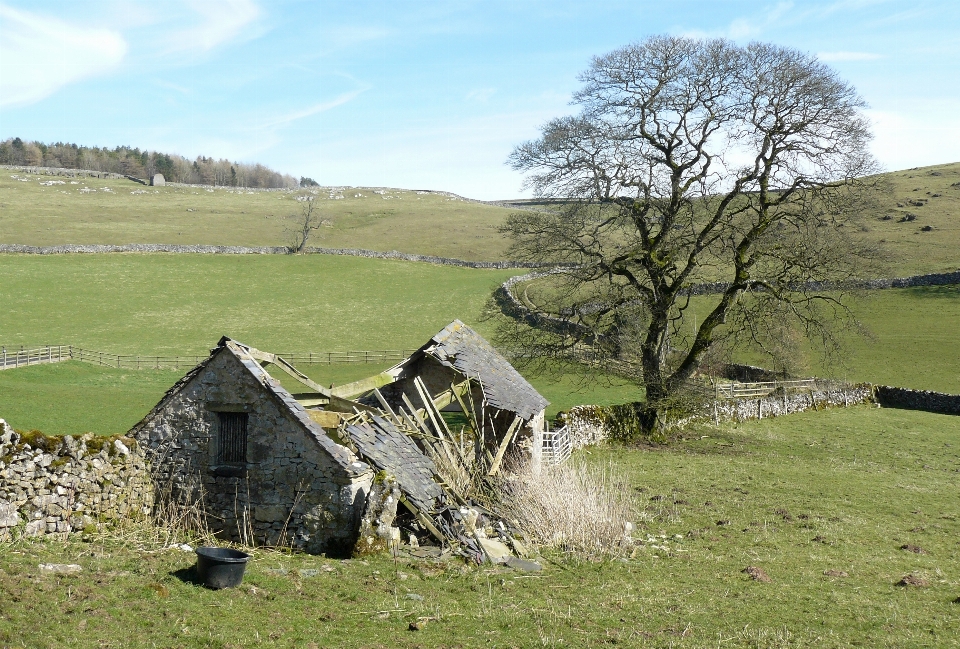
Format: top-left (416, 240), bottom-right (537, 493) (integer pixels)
top-left (217, 412), bottom-right (248, 463)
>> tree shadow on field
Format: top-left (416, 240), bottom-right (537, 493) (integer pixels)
top-left (676, 425), bottom-right (767, 458)
top-left (905, 285), bottom-right (960, 300)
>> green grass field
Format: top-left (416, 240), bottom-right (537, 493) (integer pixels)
top-left (1, 406), bottom-right (958, 648)
top-left (0, 254), bottom-right (646, 432)
top-left (0, 173), bottom-right (515, 261)
top-left (1, 254), bottom-right (957, 435)
top-left (2, 161), bottom-right (958, 272)
top-left (0, 162), bottom-right (958, 647)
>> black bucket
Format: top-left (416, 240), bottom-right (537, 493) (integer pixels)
top-left (195, 547), bottom-right (251, 589)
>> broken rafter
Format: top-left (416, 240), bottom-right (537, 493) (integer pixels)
top-left (244, 346), bottom-right (379, 414)
top-left (487, 414), bottom-right (523, 476)
top-left (330, 371), bottom-right (397, 400)
top-left (413, 378), bottom-right (462, 470)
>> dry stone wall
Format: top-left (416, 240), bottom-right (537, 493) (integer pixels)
top-left (0, 243), bottom-right (547, 269)
top-left (557, 383), bottom-right (876, 446)
top-left (874, 386), bottom-right (960, 415)
top-left (709, 383), bottom-right (875, 423)
top-left (0, 418), bottom-right (153, 541)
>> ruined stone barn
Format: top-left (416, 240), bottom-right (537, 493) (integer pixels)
top-left (129, 338), bottom-right (375, 555)
top-left (130, 321), bottom-right (548, 554)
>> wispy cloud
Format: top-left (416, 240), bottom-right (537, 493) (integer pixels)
top-left (258, 87), bottom-right (370, 130)
top-left (818, 51), bottom-right (883, 61)
top-left (164, 0), bottom-right (262, 54)
top-left (0, 4), bottom-right (127, 107)
top-left (680, 1), bottom-right (795, 40)
top-left (466, 88), bottom-right (497, 103)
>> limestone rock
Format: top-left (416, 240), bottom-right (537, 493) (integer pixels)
top-left (0, 500), bottom-right (19, 528)
top-left (354, 475), bottom-right (401, 556)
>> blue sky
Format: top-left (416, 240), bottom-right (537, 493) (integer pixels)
top-left (1, 0), bottom-right (958, 199)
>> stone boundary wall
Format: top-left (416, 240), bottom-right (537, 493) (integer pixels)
top-left (0, 418), bottom-right (153, 541)
top-left (0, 243), bottom-right (552, 269)
top-left (558, 383), bottom-right (876, 446)
top-left (2, 164), bottom-right (134, 181)
top-left (874, 386), bottom-right (960, 415)
top-left (496, 270), bottom-right (960, 331)
top-left (557, 406), bottom-right (609, 450)
top-left (709, 383), bottom-right (875, 424)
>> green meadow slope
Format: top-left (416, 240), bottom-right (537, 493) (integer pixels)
top-left (0, 174), bottom-right (514, 261)
top-left (2, 161), bottom-right (958, 272)
top-left (1, 254), bottom-right (958, 434)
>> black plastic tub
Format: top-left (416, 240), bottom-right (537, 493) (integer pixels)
top-left (195, 547), bottom-right (251, 589)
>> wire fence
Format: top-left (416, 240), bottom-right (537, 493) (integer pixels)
top-left (0, 344), bottom-right (417, 371)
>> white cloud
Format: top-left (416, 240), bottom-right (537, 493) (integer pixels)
top-left (867, 105), bottom-right (960, 172)
top-left (0, 4), bottom-right (127, 107)
top-left (680, 1), bottom-right (795, 40)
top-left (817, 51), bottom-right (883, 61)
top-left (164, 0), bottom-right (262, 54)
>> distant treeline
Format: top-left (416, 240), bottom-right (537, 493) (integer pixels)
top-left (0, 137), bottom-right (298, 189)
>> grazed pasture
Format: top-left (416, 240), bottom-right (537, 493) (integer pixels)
top-left (0, 174), bottom-right (514, 261)
top-left (1, 406), bottom-right (958, 648)
top-left (2, 161), bottom-right (958, 273)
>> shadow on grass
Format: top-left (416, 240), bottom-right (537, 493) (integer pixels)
top-left (170, 565), bottom-right (202, 586)
top-left (904, 284), bottom-right (960, 300)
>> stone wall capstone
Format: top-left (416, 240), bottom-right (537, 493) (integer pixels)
top-left (0, 418), bottom-right (153, 541)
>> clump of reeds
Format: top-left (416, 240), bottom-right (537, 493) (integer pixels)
top-left (494, 457), bottom-right (636, 555)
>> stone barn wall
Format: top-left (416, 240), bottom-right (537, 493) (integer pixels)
top-left (131, 350), bottom-right (373, 555)
top-left (0, 419), bottom-right (153, 541)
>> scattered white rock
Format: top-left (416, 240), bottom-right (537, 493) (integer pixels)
top-left (39, 563), bottom-right (82, 574)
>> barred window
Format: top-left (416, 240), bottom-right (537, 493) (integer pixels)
top-left (217, 412), bottom-right (248, 463)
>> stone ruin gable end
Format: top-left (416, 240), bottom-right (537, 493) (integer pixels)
top-left (131, 344), bottom-right (373, 555)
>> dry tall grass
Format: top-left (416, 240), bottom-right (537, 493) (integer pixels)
top-left (495, 458), bottom-right (637, 555)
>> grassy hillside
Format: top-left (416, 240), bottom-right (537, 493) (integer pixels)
top-left (0, 254), bottom-right (645, 432)
top-left (2, 406), bottom-right (958, 647)
top-left (2, 162), bottom-right (958, 272)
top-left (0, 254), bottom-right (957, 435)
top-left (858, 161), bottom-right (960, 275)
top-left (0, 173), bottom-right (514, 261)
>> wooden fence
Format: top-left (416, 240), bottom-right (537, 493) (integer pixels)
top-left (712, 378), bottom-right (818, 399)
top-left (0, 345), bottom-right (70, 370)
top-left (0, 345), bottom-right (416, 371)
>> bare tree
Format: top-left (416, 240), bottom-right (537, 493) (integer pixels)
top-left (286, 197), bottom-right (331, 253)
top-left (500, 36), bottom-right (882, 437)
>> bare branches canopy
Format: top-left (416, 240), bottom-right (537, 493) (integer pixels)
top-left (502, 36), bottom-right (882, 435)
top-left (286, 197), bottom-right (331, 253)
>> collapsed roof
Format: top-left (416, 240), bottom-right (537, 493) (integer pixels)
top-left (396, 320), bottom-right (548, 422)
top-left (135, 322), bottom-right (548, 545)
